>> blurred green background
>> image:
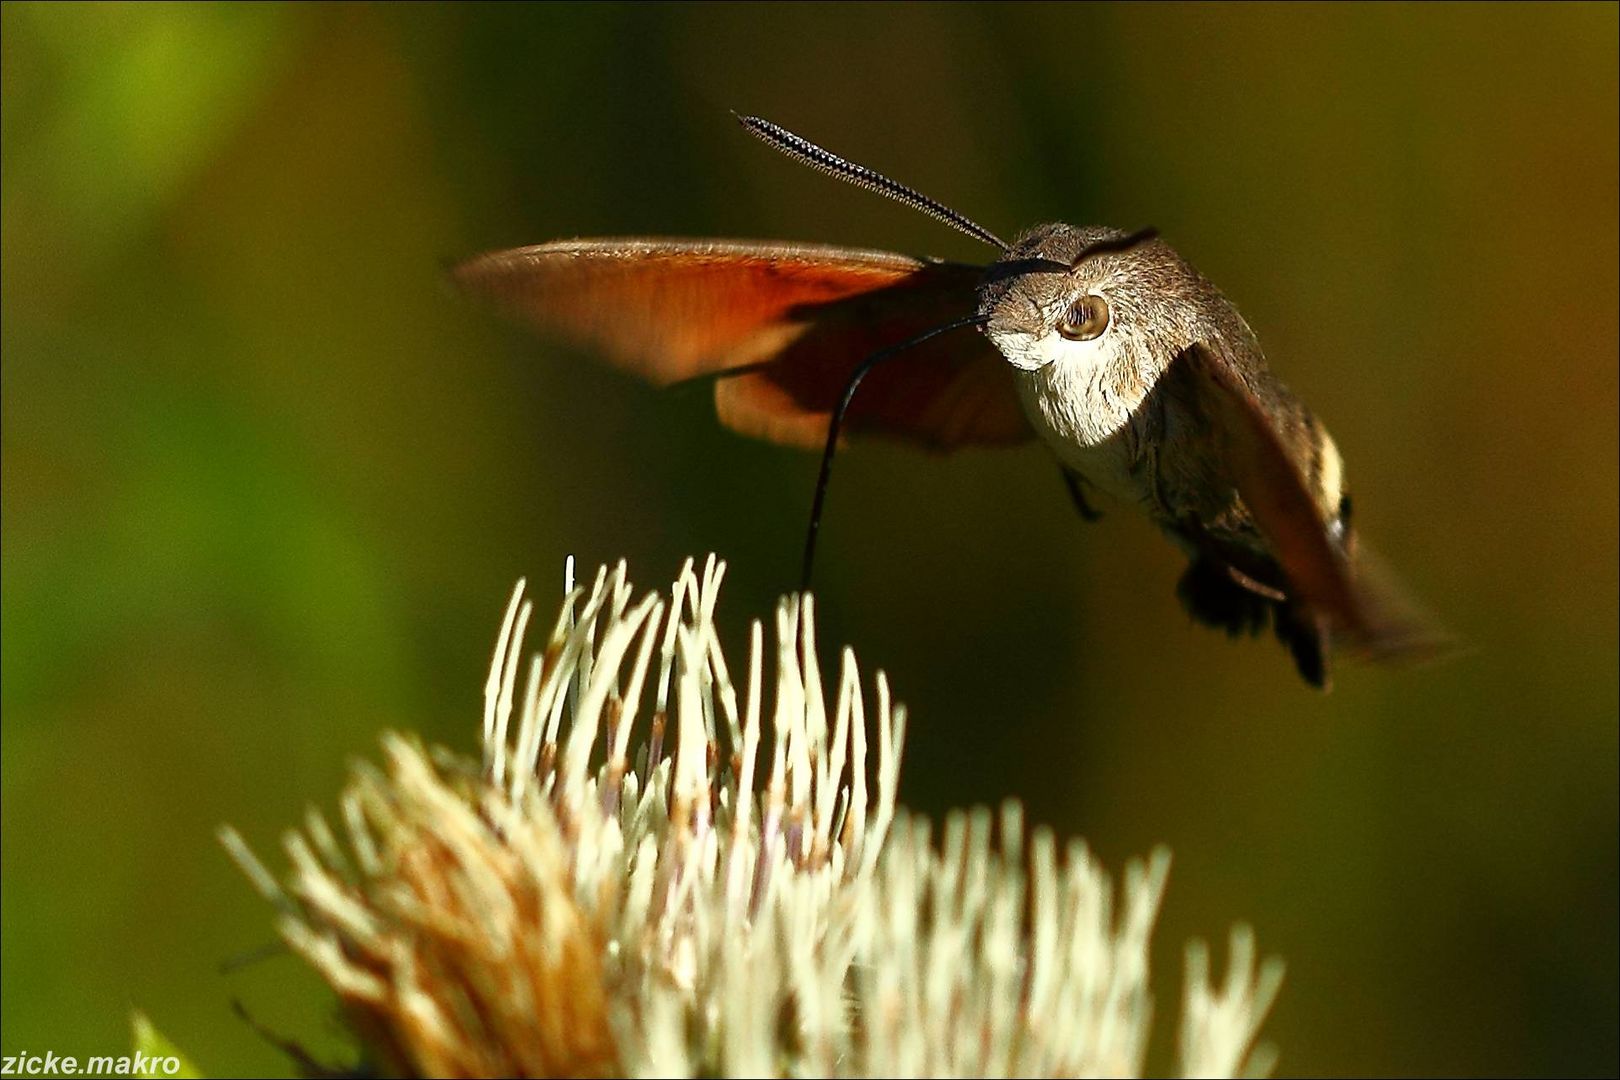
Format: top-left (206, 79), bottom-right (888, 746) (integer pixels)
top-left (3, 3), bottom-right (1615, 1076)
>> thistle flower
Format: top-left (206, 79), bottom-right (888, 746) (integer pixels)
top-left (222, 557), bottom-right (1283, 1078)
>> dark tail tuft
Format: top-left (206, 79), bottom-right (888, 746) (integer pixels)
top-left (1177, 558), bottom-right (1332, 689)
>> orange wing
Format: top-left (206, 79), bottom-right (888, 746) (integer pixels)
top-left (1180, 342), bottom-right (1448, 662)
top-left (452, 239), bottom-right (1031, 451)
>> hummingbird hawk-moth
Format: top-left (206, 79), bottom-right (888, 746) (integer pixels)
top-left (454, 115), bottom-right (1442, 689)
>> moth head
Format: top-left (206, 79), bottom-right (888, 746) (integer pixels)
top-left (976, 224), bottom-right (1185, 374)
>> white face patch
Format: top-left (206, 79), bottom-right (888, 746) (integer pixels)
top-left (991, 308), bottom-right (1149, 461)
top-left (984, 286), bottom-right (1114, 375)
top-left (986, 324), bottom-right (1116, 375)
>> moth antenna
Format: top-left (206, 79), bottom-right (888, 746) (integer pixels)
top-left (800, 313), bottom-right (990, 591)
top-left (1070, 226), bottom-right (1160, 272)
top-left (737, 114), bottom-right (1008, 253)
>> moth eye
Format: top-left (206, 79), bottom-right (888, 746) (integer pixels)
top-left (1057, 294), bottom-right (1110, 341)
